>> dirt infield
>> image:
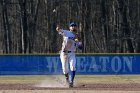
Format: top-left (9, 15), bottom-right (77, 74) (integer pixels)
top-left (0, 75), bottom-right (140, 93)
top-left (0, 83), bottom-right (140, 91)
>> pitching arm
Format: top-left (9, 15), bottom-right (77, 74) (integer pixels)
top-left (56, 25), bottom-right (68, 36)
top-left (56, 24), bottom-right (62, 32)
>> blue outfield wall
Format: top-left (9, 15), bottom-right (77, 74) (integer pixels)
top-left (0, 54), bottom-right (140, 75)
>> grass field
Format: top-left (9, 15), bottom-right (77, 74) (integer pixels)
top-left (0, 75), bottom-right (140, 84)
top-left (0, 75), bottom-right (140, 93)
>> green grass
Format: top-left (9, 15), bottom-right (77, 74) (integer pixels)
top-left (0, 75), bottom-right (47, 84)
top-left (0, 75), bottom-right (140, 84)
top-left (76, 75), bottom-right (140, 84)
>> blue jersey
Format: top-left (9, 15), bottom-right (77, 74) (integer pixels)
top-left (59, 29), bottom-right (76, 51)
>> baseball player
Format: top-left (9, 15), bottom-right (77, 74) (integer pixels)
top-left (56, 22), bottom-right (82, 87)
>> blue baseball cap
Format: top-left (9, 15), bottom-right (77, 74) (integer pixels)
top-left (69, 22), bottom-right (77, 26)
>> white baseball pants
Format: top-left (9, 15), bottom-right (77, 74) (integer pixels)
top-left (60, 52), bottom-right (76, 74)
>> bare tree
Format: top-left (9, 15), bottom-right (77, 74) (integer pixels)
top-left (0, 0), bottom-right (139, 54)
top-left (1, 0), bottom-right (12, 53)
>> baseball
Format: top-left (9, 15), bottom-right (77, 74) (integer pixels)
top-left (53, 9), bottom-right (56, 12)
top-left (75, 39), bottom-right (78, 42)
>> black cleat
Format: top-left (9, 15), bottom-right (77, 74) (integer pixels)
top-left (69, 82), bottom-right (73, 88)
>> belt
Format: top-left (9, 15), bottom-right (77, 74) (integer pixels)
top-left (68, 37), bottom-right (75, 40)
top-left (63, 51), bottom-right (72, 53)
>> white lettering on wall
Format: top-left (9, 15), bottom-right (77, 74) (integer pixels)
top-left (111, 56), bottom-right (122, 72)
top-left (123, 56), bottom-right (133, 72)
top-left (45, 55), bottom-right (133, 73)
top-left (88, 57), bottom-right (100, 72)
top-left (100, 57), bottom-right (109, 72)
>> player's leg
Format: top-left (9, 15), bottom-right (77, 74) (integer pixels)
top-left (69, 53), bottom-right (76, 87)
top-left (60, 53), bottom-right (69, 84)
